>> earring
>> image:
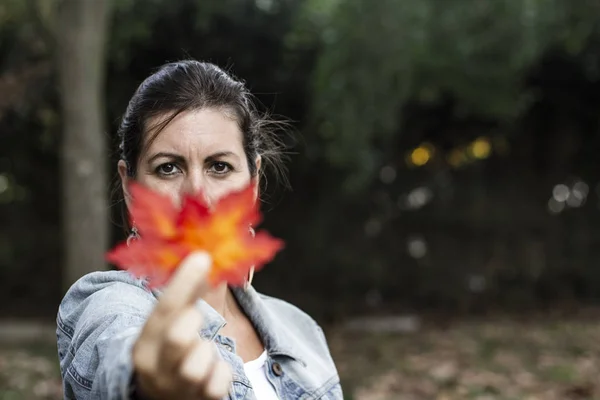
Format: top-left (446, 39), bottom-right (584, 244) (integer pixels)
top-left (245, 224), bottom-right (256, 290)
top-left (126, 226), bottom-right (139, 247)
top-left (244, 266), bottom-right (255, 290)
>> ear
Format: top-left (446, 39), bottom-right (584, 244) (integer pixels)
top-left (117, 160), bottom-right (132, 210)
top-left (252, 155), bottom-right (262, 203)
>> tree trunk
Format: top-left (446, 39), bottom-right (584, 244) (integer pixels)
top-left (57, 0), bottom-right (112, 291)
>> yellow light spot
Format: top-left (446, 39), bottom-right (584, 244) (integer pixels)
top-left (470, 137), bottom-right (491, 160)
top-left (410, 146), bottom-right (431, 166)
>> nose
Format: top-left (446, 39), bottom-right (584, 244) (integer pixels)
top-left (181, 170), bottom-right (211, 206)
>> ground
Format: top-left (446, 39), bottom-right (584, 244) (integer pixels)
top-left (1, 316), bottom-right (599, 400)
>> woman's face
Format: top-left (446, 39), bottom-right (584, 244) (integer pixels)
top-left (118, 108), bottom-right (259, 210)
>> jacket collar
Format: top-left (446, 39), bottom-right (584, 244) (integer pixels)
top-left (188, 285), bottom-right (305, 365)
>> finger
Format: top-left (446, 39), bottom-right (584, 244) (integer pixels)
top-left (203, 360), bottom-right (233, 399)
top-left (180, 339), bottom-right (217, 387)
top-left (154, 252), bottom-right (212, 320)
top-left (159, 306), bottom-right (203, 372)
top-left (132, 338), bottom-right (159, 381)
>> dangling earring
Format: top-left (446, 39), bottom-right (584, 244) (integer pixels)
top-left (126, 226), bottom-right (139, 247)
top-left (244, 266), bottom-right (255, 290)
top-left (245, 224), bottom-right (256, 290)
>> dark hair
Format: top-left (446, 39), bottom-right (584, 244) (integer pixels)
top-left (115, 60), bottom-right (290, 231)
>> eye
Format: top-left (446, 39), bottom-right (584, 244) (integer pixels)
top-left (209, 162), bottom-right (232, 175)
top-left (155, 163), bottom-right (181, 176)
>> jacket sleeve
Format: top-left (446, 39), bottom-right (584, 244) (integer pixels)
top-left (56, 271), bottom-right (157, 400)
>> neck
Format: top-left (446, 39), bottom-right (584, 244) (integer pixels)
top-left (202, 282), bottom-right (241, 321)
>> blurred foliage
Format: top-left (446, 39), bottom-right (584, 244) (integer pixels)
top-left (1, 0), bottom-right (600, 319)
top-left (310, 0), bottom-right (600, 190)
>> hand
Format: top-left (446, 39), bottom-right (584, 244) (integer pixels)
top-left (132, 252), bottom-right (232, 399)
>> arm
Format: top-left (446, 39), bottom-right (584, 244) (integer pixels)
top-left (57, 271), bottom-right (156, 400)
top-left (57, 253), bottom-right (232, 400)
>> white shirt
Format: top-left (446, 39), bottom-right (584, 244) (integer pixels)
top-left (243, 351), bottom-right (280, 399)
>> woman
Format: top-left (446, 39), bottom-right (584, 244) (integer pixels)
top-left (56, 60), bottom-right (343, 400)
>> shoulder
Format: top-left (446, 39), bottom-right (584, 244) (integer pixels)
top-left (63, 269), bottom-right (148, 295)
top-left (58, 270), bottom-right (156, 339)
top-left (256, 292), bottom-right (336, 363)
top-left (258, 292), bottom-right (320, 327)
top-left (257, 292), bottom-right (330, 345)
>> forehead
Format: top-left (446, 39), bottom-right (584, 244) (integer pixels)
top-left (143, 108), bottom-right (244, 154)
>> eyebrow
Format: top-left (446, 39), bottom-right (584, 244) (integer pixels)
top-left (147, 152), bottom-right (185, 165)
top-left (205, 151), bottom-right (238, 163)
top-left (147, 151), bottom-right (239, 164)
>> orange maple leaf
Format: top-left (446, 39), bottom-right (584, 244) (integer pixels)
top-left (106, 181), bottom-right (284, 288)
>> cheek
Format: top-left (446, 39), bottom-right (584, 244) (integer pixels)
top-left (136, 175), bottom-right (184, 208)
top-left (204, 178), bottom-right (252, 207)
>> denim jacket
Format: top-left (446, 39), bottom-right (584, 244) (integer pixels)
top-left (56, 270), bottom-right (343, 399)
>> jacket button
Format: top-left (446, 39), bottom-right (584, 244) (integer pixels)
top-left (271, 362), bottom-right (283, 376)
